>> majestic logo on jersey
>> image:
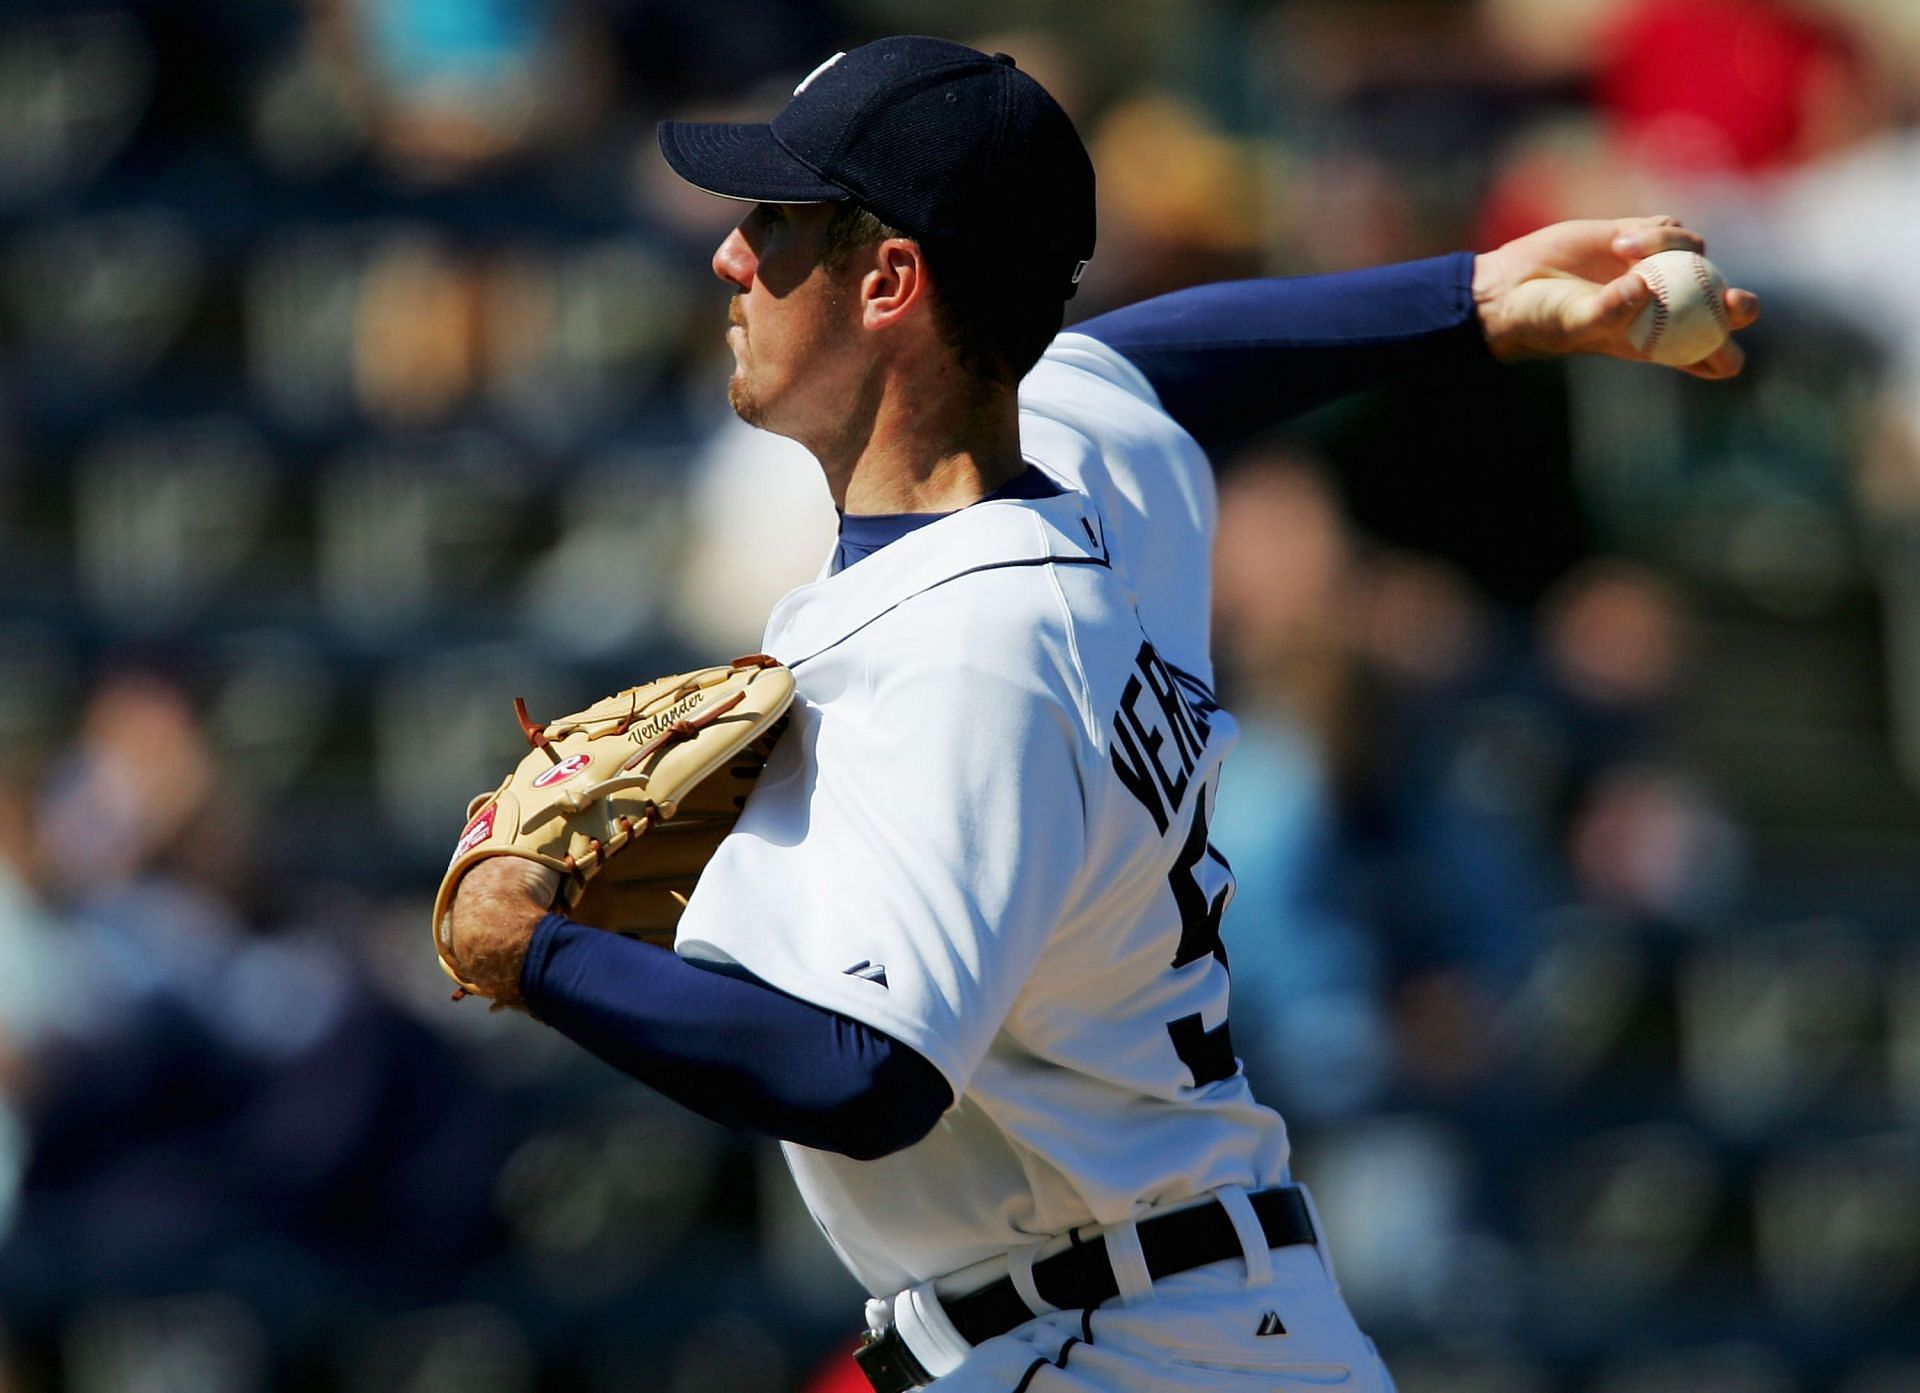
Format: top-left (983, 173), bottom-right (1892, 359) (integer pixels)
top-left (449, 803), bottom-right (497, 866)
top-left (1255, 1311), bottom-right (1287, 1337)
top-left (531, 753), bottom-right (592, 788)
top-left (1107, 639), bottom-right (1213, 834)
top-left (843, 960), bottom-right (889, 988)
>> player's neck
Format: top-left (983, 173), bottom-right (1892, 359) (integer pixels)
top-left (827, 374), bottom-right (1025, 517)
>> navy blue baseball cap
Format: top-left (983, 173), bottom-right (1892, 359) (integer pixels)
top-left (658, 36), bottom-right (1096, 300)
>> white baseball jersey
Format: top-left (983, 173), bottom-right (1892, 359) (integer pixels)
top-left (674, 333), bottom-right (1291, 1297)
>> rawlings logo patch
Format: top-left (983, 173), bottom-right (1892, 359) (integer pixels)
top-left (450, 803), bottom-right (497, 865)
top-left (532, 753), bottom-right (592, 789)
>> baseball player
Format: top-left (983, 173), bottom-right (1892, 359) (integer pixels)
top-left (444, 36), bottom-right (1757, 1391)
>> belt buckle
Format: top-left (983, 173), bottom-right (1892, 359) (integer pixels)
top-left (853, 1325), bottom-right (934, 1393)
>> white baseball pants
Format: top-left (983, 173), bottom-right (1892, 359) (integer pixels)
top-left (883, 1189), bottom-right (1396, 1392)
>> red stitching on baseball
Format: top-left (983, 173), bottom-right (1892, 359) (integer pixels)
top-left (1643, 263), bottom-right (1670, 353)
top-left (1693, 257), bottom-right (1729, 330)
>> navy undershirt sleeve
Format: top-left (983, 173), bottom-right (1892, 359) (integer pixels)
top-left (1076, 252), bottom-right (1488, 452)
top-left (520, 913), bottom-right (952, 1160)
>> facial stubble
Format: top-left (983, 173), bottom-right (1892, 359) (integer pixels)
top-left (726, 301), bottom-right (763, 427)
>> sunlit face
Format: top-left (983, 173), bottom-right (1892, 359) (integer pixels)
top-left (711, 202), bottom-right (862, 436)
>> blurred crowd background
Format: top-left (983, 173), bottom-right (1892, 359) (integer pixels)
top-left (0, 0), bottom-right (1917, 1390)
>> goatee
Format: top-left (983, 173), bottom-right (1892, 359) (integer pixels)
top-left (728, 373), bottom-right (763, 426)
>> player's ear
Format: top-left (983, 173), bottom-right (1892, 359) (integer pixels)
top-left (861, 238), bottom-right (929, 331)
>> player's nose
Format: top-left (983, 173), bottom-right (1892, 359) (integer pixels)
top-left (712, 226), bottom-right (755, 290)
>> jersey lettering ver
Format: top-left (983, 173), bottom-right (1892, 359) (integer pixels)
top-left (1108, 637), bottom-right (1240, 1090)
top-left (1109, 638), bottom-right (1212, 836)
top-left (673, 334), bottom-right (1289, 1297)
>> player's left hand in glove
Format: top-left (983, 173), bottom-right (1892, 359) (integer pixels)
top-left (432, 655), bottom-right (795, 1005)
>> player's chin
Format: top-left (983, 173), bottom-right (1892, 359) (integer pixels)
top-left (727, 373), bottom-right (766, 426)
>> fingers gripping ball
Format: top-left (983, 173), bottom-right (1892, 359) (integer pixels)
top-left (1628, 250), bottom-right (1732, 366)
top-left (432, 656), bottom-right (795, 997)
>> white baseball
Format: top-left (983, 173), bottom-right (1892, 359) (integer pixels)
top-left (1627, 249), bottom-right (1732, 366)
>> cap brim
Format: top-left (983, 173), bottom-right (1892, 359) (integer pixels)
top-left (657, 121), bottom-right (850, 204)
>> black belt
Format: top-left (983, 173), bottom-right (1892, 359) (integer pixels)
top-left (854, 1186), bottom-right (1315, 1393)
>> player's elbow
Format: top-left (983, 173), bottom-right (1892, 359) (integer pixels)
top-left (817, 1048), bottom-right (952, 1161)
top-left (833, 1094), bottom-right (948, 1161)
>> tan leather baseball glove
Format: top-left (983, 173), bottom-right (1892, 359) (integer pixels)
top-left (432, 655), bottom-right (795, 997)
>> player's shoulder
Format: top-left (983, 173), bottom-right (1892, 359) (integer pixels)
top-left (885, 512), bottom-right (1120, 653)
top-left (851, 500), bottom-right (1155, 745)
top-left (889, 531), bottom-right (1120, 652)
top-left (1016, 333), bottom-right (1218, 683)
top-left (1018, 334), bottom-right (1171, 451)
top-left (772, 491), bottom-right (1120, 669)
top-left (1023, 331), bottom-right (1162, 408)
